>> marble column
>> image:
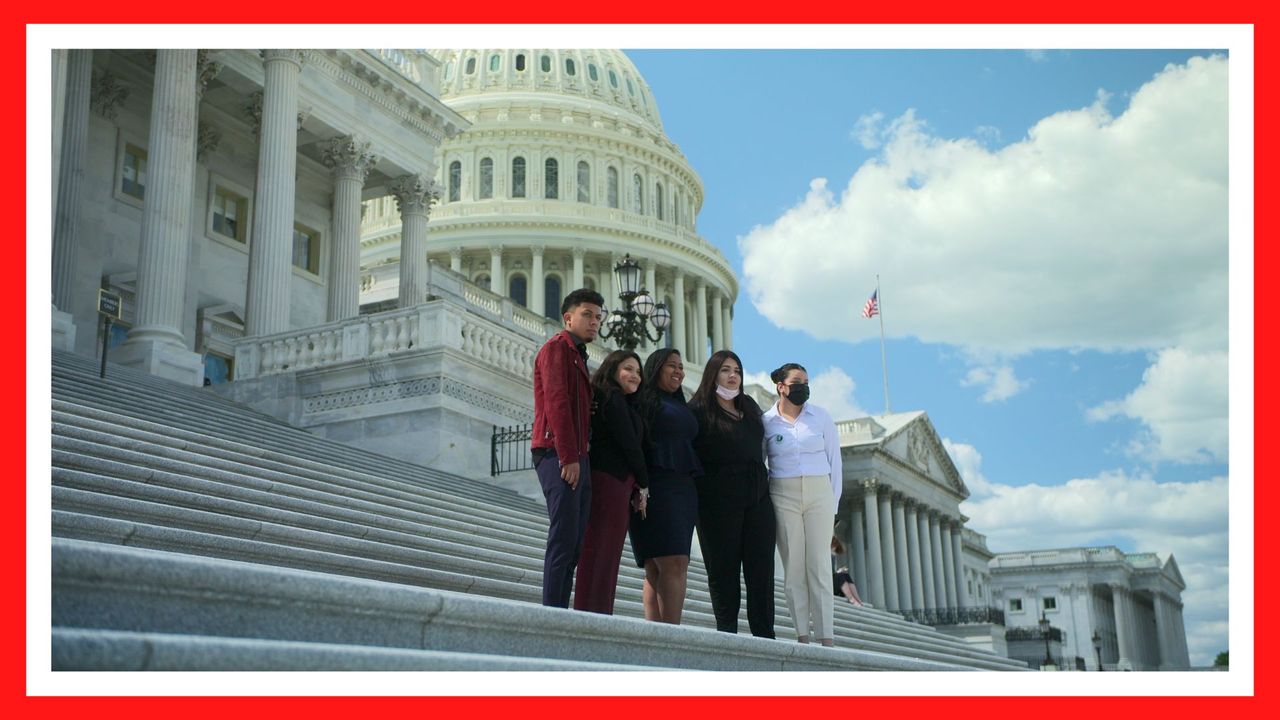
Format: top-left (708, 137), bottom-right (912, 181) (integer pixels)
top-left (113, 50), bottom-right (203, 384)
top-left (918, 509), bottom-right (937, 610)
top-left (850, 504), bottom-right (869, 599)
top-left (52, 49), bottom-right (92, 315)
top-left (904, 501), bottom-right (926, 611)
top-left (489, 245), bottom-right (504, 296)
top-left (1152, 592), bottom-right (1170, 669)
top-left (51, 49), bottom-right (69, 229)
top-left (531, 246), bottom-right (545, 319)
top-left (723, 302), bottom-right (733, 351)
top-left (694, 280), bottom-right (708, 365)
top-left (391, 174), bottom-right (437, 308)
top-left (711, 290), bottom-right (724, 352)
top-left (862, 481), bottom-right (886, 608)
top-left (672, 271), bottom-right (686, 356)
top-left (245, 50), bottom-right (304, 336)
top-left (449, 247), bottom-right (463, 273)
top-left (1112, 584), bottom-right (1135, 671)
top-left (571, 247), bottom-right (585, 290)
top-left (940, 520), bottom-right (959, 610)
top-left (929, 512), bottom-right (947, 610)
top-left (321, 136), bottom-right (377, 321)
top-left (1173, 603), bottom-right (1190, 668)
top-left (642, 262), bottom-right (657, 353)
top-left (892, 495), bottom-right (912, 612)
top-left (877, 488), bottom-right (900, 612)
top-left (951, 523), bottom-right (970, 608)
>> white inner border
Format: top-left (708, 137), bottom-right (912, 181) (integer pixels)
top-left (27, 23), bottom-right (1254, 698)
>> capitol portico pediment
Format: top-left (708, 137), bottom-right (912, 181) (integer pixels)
top-left (882, 414), bottom-right (968, 498)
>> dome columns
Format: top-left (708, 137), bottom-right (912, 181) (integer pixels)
top-left (321, 135), bottom-right (378, 322)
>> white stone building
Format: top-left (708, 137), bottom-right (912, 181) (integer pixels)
top-left (989, 546), bottom-right (1191, 670)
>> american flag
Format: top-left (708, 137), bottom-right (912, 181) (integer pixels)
top-left (862, 289), bottom-right (879, 319)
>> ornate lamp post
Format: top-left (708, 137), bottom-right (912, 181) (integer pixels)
top-left (1039, 612), bottom-right (1056, 670)
top-left (597, 253), bottom-right (670, 351)
top-left (1092, 631), bottom-right (1104, 671)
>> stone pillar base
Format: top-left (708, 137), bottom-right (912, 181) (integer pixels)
top-left (1116, 658), bottom-right (1134, 671)
top-left (112, 339), bottom-right (205, 386)
top-left (52, 307), bottom-right (77, 352)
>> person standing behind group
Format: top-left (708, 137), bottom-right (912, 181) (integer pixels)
top-left (689, 350), bottom-right (776, 638)
top-left (573, 350), bottom-right (649, 614)
top-left (629, 348), bottom-right (701, 624)
top-left (763, 362), bottom-right (843, 646)
top-left (531, 288), bottom-right (604, 608)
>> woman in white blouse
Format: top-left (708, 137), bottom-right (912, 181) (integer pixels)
top-left (762, 363), bottom-right (843, 647)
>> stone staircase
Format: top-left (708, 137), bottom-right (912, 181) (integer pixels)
top-left (49, 350), bottom-right (1027, 671)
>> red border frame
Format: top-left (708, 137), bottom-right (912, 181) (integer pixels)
top-left (10, 1), bottom-right (1268, 716)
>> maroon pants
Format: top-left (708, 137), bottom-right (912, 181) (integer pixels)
top-left (573, 469), bottom-right (636, 614)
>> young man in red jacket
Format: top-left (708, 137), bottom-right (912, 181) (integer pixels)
top-left (532, 288), bottom-right (604, 608)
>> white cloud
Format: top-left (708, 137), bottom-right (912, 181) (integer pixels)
top-left (959, 464), bottom-right (1229, 666)
top-left (739, 55), bottom-right (1228, 357)
top-left (1088, 347), bottom-right (1228, 464)
top-left (960, 364), bottom-right (1030, 402)
top-left (852, 111), bottom-right (885, 149)
top-left (941, 438), bottom-right (994, 497)
top-left (974, 124), bottom-right (1003, 147)
top-left (808, 366), bottom-right (869, 421)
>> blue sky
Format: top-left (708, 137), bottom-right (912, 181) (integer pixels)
top-left (628, 49), bottom-right (1230, 665)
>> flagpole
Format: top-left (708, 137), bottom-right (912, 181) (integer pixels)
top-left (877, 274), bottom-right (890, 415)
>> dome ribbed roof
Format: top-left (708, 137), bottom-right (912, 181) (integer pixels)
top-left (429, 49), bottom-right (663, 130)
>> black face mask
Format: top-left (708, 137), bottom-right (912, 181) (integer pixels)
top-left (785, 383), bottom-right (810, 406)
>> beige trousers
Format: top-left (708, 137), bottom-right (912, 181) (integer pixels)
top-left (770, 474), bottom-right (836, 640)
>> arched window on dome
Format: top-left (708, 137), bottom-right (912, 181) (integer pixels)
top-left (607, 167), bottom-right (619, 209)
top-left (465, 57), bottom-right (476, 75)
top-left (544, 275), bottom-right (562, 319)
top-left (577, 161), bottom-right (591, 203)
top-left (588, 64), bottom-right (599, 82)
top-left (608, 69), bottom-right (618, 89)
top-left (489, 54), bottom-right (501, 72)
top-left (509, 274), bottom-right (528, 307)
top-left (655, 182), bottom-right (664, 221)
top-left (479, 157), bottom-right (493, 199)
top-left (511, 156), bottom-right (526, 198)
top-left (565, 58), bottom-right (576, 76)
top-left (633, 174), bottom-right (644, 215)
top-left (540, 54), bottom-right (551, 73)
top-left (515, 54), bottom-right (526, 72)
top-left (448, 161), bottom-right (461, 203)
top-left (544, 158), bottom-right (558, 200)
top-left (626, 77), bottom-right (635, 96)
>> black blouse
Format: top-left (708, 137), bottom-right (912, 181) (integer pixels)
top-left (588, 388), bottom-right (649, 489)
top-left (690, 395), bottom-right (769, 502)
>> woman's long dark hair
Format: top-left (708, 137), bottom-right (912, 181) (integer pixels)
top-left (691, 350), bottom-right (762, 432)
top-left (590, 349), bottom-right (642, 403)
top-left (638, 347), bottom-right (685, 429)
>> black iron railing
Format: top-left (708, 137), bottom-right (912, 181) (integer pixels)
top-left (491, 424), bottom-right (534, 476)
top-left (1006, 625), bottom-right (1064, 642)
top-left (900, 606), bottom-right (1006, 626)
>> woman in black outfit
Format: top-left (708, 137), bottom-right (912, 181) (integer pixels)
top-left (689, 349), bottom-right (776, 638)
top-left (573, 350), bottom-right (649, 614)
top-left (629, 347), bottom-right (701, 624)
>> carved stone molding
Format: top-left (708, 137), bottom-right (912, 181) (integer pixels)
top-left (321, 135), bottom-right (378, 183)
top-left (196, 122), bottom-right (222, 162)
top-left (260, 49), bottom-right (307, 69)
top-left (390, 174), bottom-right (440, 216)
top-left (240, 91), bottom-right (263, 135)
top-left (196, 50), bottom-right (223, 100)
top-left (90, 70), bottom-right (129, 121)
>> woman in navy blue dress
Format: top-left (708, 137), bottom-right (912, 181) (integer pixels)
top-left (629, 348), bottom-right (701, 624)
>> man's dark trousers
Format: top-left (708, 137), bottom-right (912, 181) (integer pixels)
top-left (537, 450), bottom-right (593, 607)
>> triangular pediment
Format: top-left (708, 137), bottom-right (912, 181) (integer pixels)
top-left (1163, 554), bottom-right (1187, 590)
top-left (880, 413), bottom-right (969, 498)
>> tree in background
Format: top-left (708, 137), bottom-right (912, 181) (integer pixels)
top-left (1214, 651), bottom-right (1229, 668)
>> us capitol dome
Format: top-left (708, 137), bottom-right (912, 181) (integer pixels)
top-left (359, 49), bottom-right (737, 363)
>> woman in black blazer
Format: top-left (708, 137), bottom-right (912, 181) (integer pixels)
top-left (688, 349), bottom-right (776, 638)
top-left (573, 350), bottom-right (649, 614)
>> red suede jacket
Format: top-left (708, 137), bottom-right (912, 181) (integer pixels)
top-left (531, 330), bottom-right (591, 466)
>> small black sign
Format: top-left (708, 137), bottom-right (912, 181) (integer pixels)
top-left (97, 289), bottom-right (122, 320)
